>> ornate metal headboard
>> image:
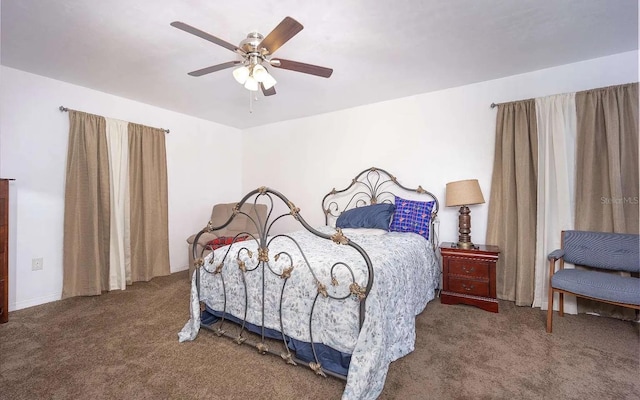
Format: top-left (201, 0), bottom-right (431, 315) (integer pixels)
top-left (321, 167), bottom-right (440, 246)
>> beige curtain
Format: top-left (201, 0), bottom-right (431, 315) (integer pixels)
top-left (62, 111), bottom-right (110, 298)
top-left (63, 113), bottom-right (170, 298)
top-left (486, 100), bottom-right (538, 306)
top-left (574, 83), bottom-right (639, 318)
top-left (128, 123), bottom-right (170, 281)
top-left (575, 83), bottom-right (639, 233)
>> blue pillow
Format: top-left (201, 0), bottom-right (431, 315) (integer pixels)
top-left (336, 203), bottom-right (396, 230)
top-left (389, 196), bottom-right (435, 240)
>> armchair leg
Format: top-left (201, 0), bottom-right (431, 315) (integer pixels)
top-left (546, 287), bottom-right (554, 333)
top-left (559, 293), bottom-right (564, 317)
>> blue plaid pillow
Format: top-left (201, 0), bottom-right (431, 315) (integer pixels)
top-left (389, 196), bottom-right (435, 240)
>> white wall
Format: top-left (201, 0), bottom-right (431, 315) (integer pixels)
top-left (241, 51), bottom-right (639, 243)
top-left (1, 50), bottom-right (637, 311)
top-left (0, 66), bottom-right (243, 310)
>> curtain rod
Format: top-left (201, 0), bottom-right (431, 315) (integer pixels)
top-left (490, 99), bottom-right (532, 109)
top-left (490, 97), bottom-right (536, 109)
top-left (59, 106), bottom-right (170, 133)
top-left (490, 82), bottom-right (637, 109)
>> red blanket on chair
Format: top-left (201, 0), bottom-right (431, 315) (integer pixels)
top-left (205, 236), bottom-right (249, 250)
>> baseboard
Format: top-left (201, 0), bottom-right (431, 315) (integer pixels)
top-left (10, 293), bottom-right (61, 312)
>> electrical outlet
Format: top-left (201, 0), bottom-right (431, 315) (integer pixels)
top-left (32, 257), bottom-right (43, 271)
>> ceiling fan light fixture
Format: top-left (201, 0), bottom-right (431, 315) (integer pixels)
top-left (232, 66), bottom-right (250, 84)
top-left (244, 76), bottom-right (259, 91)
top-left (252, 64), bottom-right (277, 89)
top-left (261, 72), bottom-right (277, 90)
top-left (252, 64), bottom-right (267, 82)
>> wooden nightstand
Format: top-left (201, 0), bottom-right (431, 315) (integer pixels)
top-left (440, 242), bottom-right (500, 313)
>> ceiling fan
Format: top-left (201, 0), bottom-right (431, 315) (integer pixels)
top-left (170, 17), bottom-right (333, 97)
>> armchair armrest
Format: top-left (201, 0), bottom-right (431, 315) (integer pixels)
top-left (548, 249), bottom-right (566, 280)
top-left (186, 232), bottom-right (221, 247)
top-left (547, 249), bottom-right (565, 261)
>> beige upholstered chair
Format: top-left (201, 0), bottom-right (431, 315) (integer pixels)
top-left (186, 203), bottom-right (268, 280)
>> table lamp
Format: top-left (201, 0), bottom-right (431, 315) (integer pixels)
top-left (445, 179), bottom-right (485, 249)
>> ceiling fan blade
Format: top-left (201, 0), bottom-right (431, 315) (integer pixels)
top-left (259, 17), bottom-right (303, 55)
top-left (171, 21), bottom-right (245, 55)
top-left (261, 83), bottom-right (276, 96)
top-left (188, 61), bottom-right (241, 77)
top-left (270, 58), bottom-right (333, 78)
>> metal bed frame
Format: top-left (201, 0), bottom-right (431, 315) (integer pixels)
top-left (190, 167), bottom-right (439, 380)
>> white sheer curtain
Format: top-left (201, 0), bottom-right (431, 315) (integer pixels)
top-left (532, 94), bottom-right (577, 313)
top-left (105, 118), bottom-right (132, 290)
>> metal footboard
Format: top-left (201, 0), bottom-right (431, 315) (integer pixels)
top-left (191, 187), bottom-right (373, 379)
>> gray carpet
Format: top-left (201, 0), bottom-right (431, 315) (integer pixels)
top-left (1, 271), bottom-right (638, 399)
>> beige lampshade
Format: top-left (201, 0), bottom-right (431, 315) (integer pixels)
top-left (446, 179), bottom-right (485, 207)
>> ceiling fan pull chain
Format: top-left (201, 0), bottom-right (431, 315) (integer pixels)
top-left (249, 89), bottom-right (253, 113)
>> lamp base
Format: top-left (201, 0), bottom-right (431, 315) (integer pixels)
top-left (456, 205), bottom-right (476, 249)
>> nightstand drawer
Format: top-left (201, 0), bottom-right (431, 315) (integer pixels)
top-left (0, 278), bottom-right (4, 315)
top-left (448, 277), bottom-right (490, 297)
top-left (0, 199), bottom-right (5, 226)
top-left (449, 258), bottom-right (489, 279)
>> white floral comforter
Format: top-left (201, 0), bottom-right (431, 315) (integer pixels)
top-left (178, 226), bottom-right (439, 400)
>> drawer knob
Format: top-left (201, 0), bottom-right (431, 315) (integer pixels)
top-left (461, 283), bottom-right (475, 292)
top-left (461, 265), bottom-right (476, 274)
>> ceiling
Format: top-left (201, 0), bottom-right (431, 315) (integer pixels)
top-left (1, 1), bottom-right (637, 129)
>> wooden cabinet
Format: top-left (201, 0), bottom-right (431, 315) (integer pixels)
top-left (440, 242), bottom-right (500, 313)
top-left (1, 179), bottom-right (11, 323)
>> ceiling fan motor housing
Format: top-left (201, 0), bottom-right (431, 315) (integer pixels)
top-left (239, 32), bottom-right (265, 56)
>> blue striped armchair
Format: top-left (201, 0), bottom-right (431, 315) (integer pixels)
top-left (546, 230), bottom-right (640, 333)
